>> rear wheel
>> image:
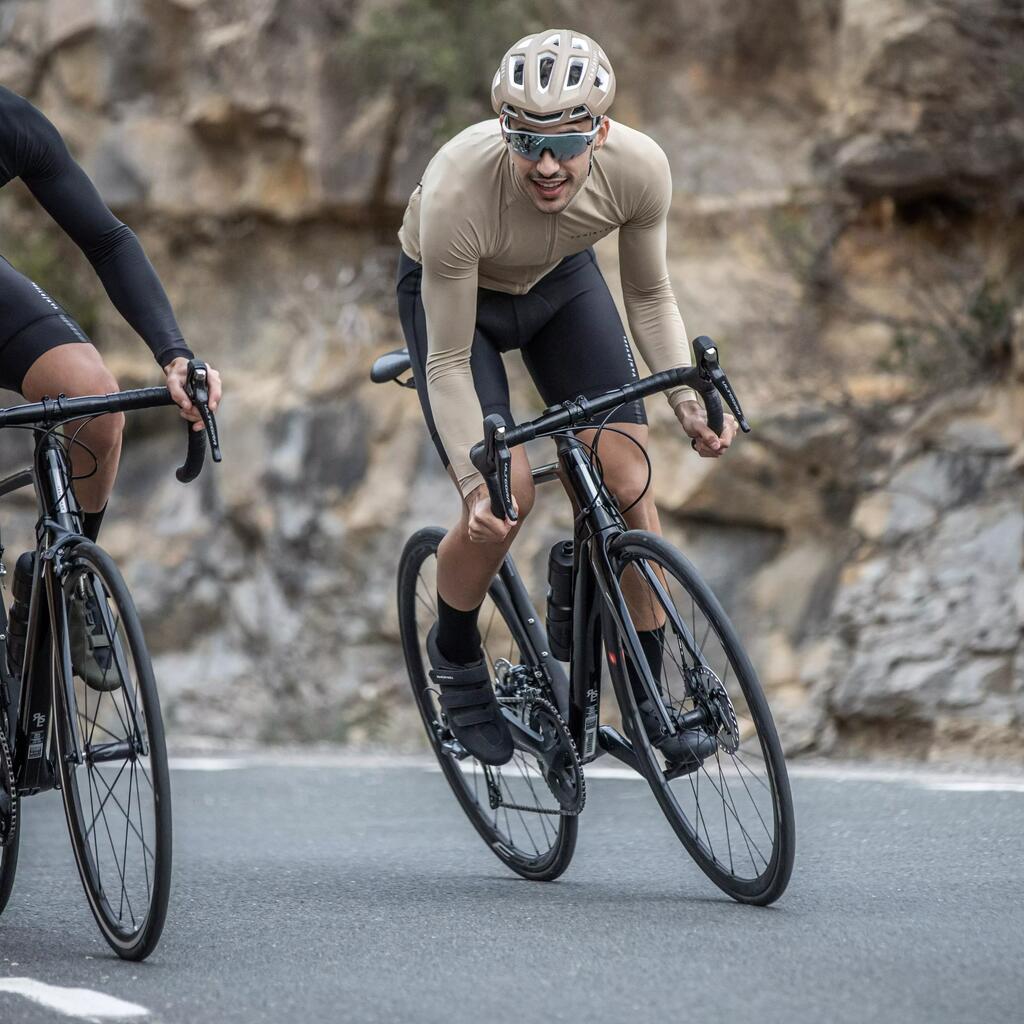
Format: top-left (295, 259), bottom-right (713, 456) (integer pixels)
top-left (609, 531), bottom-right (795, 904)
top-left (397, 527), bottom-right (577, 881)
top-left (51, 541), bottom-right (172, 960)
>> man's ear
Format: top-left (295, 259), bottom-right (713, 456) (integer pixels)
top-left (594, 117), bottom-right (611, 150)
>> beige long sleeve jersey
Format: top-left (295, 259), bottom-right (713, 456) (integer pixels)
top-left (399, 118), bottom-right (697, 499)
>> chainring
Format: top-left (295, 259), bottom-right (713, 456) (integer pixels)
top-left (493, 693), bottom-right (586, 817)
top-left (0, 726), bottom-right (16, 848)
top-left (529, 698), bottom-right (586, 815)
top-left (688, 665), bottom-right (740, 754)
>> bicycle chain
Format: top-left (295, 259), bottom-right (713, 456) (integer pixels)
top-left (0, 725), bottom-right (16, 848)
top-left (486, 693), bottom-right (586, 817)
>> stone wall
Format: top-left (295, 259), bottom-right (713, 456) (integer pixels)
top-left (0, 0), bottom-right (1021, 759)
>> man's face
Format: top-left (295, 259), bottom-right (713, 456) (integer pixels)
top-left (505, 117), bottom-right (611, 214)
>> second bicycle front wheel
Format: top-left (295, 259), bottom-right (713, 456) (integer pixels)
top-left (609, 530), bottom-right (795, 904)
top-left (397, 527), bottom-right (577, 881)
top-left (51, 540), bottom-right (172, 960)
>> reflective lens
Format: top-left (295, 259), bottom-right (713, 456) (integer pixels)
top-left (502, 120), bottom-right (600, 162)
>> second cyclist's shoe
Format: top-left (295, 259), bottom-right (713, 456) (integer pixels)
top-left (69, 590), bottom-right (119, 692)
top-left (638, 700), bottom-right (718, 777)
top-left (427, 626), bottom-right (513, 766)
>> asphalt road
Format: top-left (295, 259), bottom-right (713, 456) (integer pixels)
top-left (0, 755), bottom-right (1022, 1024)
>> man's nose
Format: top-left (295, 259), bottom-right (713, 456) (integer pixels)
top-left (536, 150), bottom-right (561, 176)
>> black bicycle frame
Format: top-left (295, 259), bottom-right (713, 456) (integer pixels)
top-left (0, 433), bottom-right (80, 794)
top-left (493, 432), bottom-right (694, 775)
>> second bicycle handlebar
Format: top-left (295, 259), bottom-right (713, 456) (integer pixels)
top-left (0, 359), bottom-right (222, 484)
top-left (469, 336), bottom-right (749, 521)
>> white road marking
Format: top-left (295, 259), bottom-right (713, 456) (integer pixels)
top-left (919, 780), bottom-right (1024, 794)
top-left (166, 750), bottom-right (1024, 792)
top-left (167, 757), bottom-right (246, 771)
top-left (0, 978), bottom-right (149, 1019)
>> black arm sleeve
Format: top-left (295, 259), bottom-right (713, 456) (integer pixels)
top-left (9, 93), bottom-right (192, 366)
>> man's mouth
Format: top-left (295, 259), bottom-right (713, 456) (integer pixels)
top-left (531, 177), bottom-right (567, 199)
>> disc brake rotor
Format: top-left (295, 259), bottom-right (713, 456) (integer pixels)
top-left (688, 665), bottom-right (740, 754)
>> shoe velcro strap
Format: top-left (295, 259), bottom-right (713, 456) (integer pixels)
top-left (429, 662), bottom-right (489, 688)
top-left (446, 707), bottom-right (496, 728)
top-left (439, 685), bottom-right (494, 711)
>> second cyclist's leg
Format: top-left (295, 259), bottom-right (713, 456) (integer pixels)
top-left (21, 341), bottom-right (122, 689)
top-left (21, 343), bottom-right (124, 528)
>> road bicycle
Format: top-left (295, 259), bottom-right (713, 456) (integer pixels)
top-left (372, 338), bottom-right (794, 904)
top-left (0, 360), bottom-right (221, 959)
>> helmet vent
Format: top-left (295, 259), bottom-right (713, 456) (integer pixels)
top-left (595, 65), bottom-right (610, 92)
top-left (520, 108), bottom-right (564, 125)
top-left (512, 56), bottom-right (525, 87)
top-left (571, 36), bottom-right (589, 51)
top-left (538, 53), bottom-right (556, 90)
top-left (542, 32), bottom-right (561, 47)
top-left (566, 59), bottom-right (585, 88)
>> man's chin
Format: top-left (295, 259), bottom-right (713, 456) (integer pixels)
top-left (528, 185), bottom-right (577, 215)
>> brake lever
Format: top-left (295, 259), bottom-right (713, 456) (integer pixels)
top-left (692, 336), bottom-right (751, 433)
top-left (186, 360), bottom-right (222, 462)
top-left (469, 414), bottom-right (517, 522)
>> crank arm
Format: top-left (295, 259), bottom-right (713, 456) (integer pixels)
top-left (501, 706), bottom-right (549, 761)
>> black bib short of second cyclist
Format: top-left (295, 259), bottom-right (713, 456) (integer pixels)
top-left (397, 248), bottom-right (646, 474)
top-left (0, 256), bottom-right (91, 392)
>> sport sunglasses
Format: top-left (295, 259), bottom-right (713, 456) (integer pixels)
top-left (500, 116), bottom-right (602, 162)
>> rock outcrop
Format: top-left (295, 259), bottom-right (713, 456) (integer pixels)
top-left (0, 0), bottom-right (1020, 759)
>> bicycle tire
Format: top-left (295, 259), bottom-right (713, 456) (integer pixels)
top-left (397, 527), bottom-right (577, 882)
top-left (51, 540), bottom-right (172, 960)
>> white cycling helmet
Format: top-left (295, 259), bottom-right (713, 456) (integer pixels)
top-left (491, 29), bottom-right (616, 127)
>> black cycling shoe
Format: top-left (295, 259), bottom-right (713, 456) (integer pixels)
top-left (638, 700), bottom-right (718, 777)
top-left (69, 588), bottom-right (119, 692)
top-left (427, 626), bottom-right (513, 766)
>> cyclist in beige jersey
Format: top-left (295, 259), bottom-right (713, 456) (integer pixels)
top-left (396, 29), bottom-right (737, 766)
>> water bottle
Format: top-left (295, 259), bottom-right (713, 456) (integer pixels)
top-left (546, 540), bottom-right (574, 662)
top-left (7, 551), bottom-right (35, 672)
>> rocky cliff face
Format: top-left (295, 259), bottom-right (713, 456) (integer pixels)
top-left (0, 0), bottom-right (1020, 759)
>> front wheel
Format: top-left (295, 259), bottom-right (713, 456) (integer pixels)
top-left (51, 541), bottom-right (172, 960)
top-left (609, 531), bottom-right (795, 904)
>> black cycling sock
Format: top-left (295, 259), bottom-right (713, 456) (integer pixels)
top-left (82, 504), bottom-right (107, 542)
top-left (628, 626), bottom-right (666, 704)
top-left (436, 594), bottom-right (483, 666)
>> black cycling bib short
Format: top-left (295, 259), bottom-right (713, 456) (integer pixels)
top-left (0, 86), bottom-right (192, 392)
top-left (397, 247), bottom-right (646, 476)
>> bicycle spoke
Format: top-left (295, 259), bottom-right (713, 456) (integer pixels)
top-left (83, 759), bottom-right (130, 841)
top-left (87, 765), bottom-right (157, 863)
